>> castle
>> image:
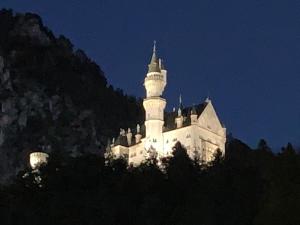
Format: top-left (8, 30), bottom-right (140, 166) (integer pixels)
top-left (110, 42), bottom-right (226, 165)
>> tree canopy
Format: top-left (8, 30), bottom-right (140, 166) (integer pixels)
top-left (0, 140), bottom-right (299, 225)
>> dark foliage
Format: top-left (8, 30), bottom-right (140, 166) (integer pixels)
top-left (0, 140), bottom-right (299, 225)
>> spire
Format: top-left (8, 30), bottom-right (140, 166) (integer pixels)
top-left (148, 40), bottom-right (161, 73)
top-left (179, 94), bottom-right (183, 110)
top-left (177, 94), bottom-right (183, 117)
top-left (191, 104), bottom-right (197, 115)
top-left (150, 40), bottom-right (157, 63)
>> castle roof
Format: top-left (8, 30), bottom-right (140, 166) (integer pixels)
top-left (164, 102), bottom-right (208, 131)
top-left (191, 105), bottom-right (197, 115)
top-left (114, 135), bottom-right (129, 147)
top-left (114, 124), bottom-right (146, 147)
top-left (148, 41), bottom-right (161, 73)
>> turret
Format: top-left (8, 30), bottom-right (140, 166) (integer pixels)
top-left (144, 41), bottom-right (166, 97)
top-left (143, 41), bottom-right (167, 152)
top-left (191, 105), bottom-right (198, 125)
top-left (159, 58), bottom-right (167, 84)
top-left (135, 124), bottom-right (142, 143)
top-left (126, 128), bottom-right (132, 146)
top-left (29, 152), bottom-right (49, 170)
top-left (175, 95), bottom-right (183, 128)
top-left (175, 107), bottom-right (183, 128)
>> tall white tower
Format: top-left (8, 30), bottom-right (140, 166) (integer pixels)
top-left (143, 42), bottom-right (167, 155)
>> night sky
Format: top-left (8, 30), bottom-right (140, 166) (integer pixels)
top-left (2, 0), bottom-right (299, 149)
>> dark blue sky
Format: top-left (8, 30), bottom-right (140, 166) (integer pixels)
top-left (3, 0), bottom-right (299, 149)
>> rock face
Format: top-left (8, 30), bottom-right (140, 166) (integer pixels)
top-left (0, 9), bottom-right (144, 183)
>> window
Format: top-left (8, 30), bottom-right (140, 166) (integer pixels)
top-left (130, 152), bottom-right (137, 158)
top-left (173, 138), bottom-right (177, 142)
top-left (186, 134), bottom-right (191, 138)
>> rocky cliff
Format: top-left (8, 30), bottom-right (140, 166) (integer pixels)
top-left (0, 9), bottom-right (144, 182)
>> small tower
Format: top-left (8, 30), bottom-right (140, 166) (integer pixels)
top-left (143, 41), bottom-right (167, 153)
top-left (29, 152), bottom-right (49, 170)
top-left (175, 95), bottom-right (184, 128)
top-left (126, 128), bottom-right (132, 146)
top-left (175, 109), bottom-right (183, 128)
top-left (135, 124), bottom-right (142, 143)
top-left (191, 105), bottom-right (198, 125)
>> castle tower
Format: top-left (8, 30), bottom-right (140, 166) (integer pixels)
top-left (29, 152), bottom-right (49, 170)
top-left (143, 41), bottom-right (167, 154)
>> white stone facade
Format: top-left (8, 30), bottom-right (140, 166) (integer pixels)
top-left (111, 43), bottom-right (226, 165)
top-left (29, 152), bottom-right (49, 169)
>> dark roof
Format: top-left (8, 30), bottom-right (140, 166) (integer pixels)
top-left (114, 124), bottom-right (146, 147)
top-left (148, 59), bottom-right (161, 73)
top-left (164, 103), bottom-right (207, 131)
top-left (191, 105), bottom-right (197, 115)
top-left (147, 42), bottom-right (161, 73)
top-left (114, 135), bottom-right (128, 147)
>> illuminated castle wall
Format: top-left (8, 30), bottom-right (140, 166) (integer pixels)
top-left (110, 42), bottom-right (226, 165)
top-left (29, 152), bottom-right (49, 169)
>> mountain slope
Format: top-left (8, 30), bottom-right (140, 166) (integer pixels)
top-left (0, 9), bottom-right (144, 182)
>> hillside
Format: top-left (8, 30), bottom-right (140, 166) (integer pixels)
top-left (0, 9), bottom-right (144, 182)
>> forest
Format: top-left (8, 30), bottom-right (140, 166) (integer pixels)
top-left (0, 139), bottom-right (299, 225)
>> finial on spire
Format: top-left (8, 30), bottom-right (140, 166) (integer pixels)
top-left (153, 40), bottom-right (156, 54)
top-left (178, 94), bottom-right (183, 110)
top-left (205, 96), bottom-right (211, 103)
top-left (151, 40), bottom-right (157, 62)
top-left (206, 91), bottom-right (211, 102)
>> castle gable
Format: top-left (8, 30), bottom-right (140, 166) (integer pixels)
top-left (197, 101), bottom-right (224, 134)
